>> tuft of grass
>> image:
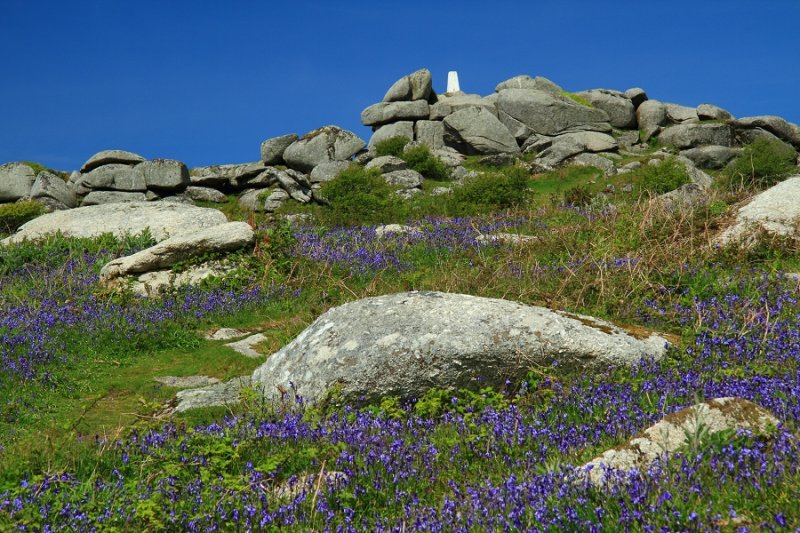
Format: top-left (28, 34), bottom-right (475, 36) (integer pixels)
top-left (373, 135), bottom-right (411, 157)
top-left (559, 90), bottom-right (592, 107)
top-left (636, 157), bottom-right (690, 195)
top-left (0, 200), bottom-right (46, 235)
top-left (724, 138), bottom-right (797, 190)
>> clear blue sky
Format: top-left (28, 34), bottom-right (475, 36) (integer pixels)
top-left (2, 1), bottom-right (798, 171)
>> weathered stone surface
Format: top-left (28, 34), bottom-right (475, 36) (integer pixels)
top-left (554, 131), bottom-right (618, 152)
top-left (495, 89), bottom-right (611, 137)
top-left (283, 126), bottom-right (366, 172)
top-left (184, 186), bottom-right (227, 203)
top-left (238, 188), bottom-right (289, 213)
top-left (497, 109), bottom-right (536, 142)
top-left (730, 116), bottom-right (800, 148)
top-left (365, 156), bottom-right (407, 174)
top-left (658, 123), bottom-right (734, 149)
top-left (131, 260), bottom-right (236, 297)
top-left (251, 291), bottom-right (670, 404)
top-left (310, 161), bottom-right (351, 184)
top-left (624, 87), bottom-right (648, 108)
top-left (476, 232), bottom-right (538, 245)
top-left (174, 376), bottom-right (251, 412)
top-left (495, 75), bottom-right (562, 95)
top-left (79, 164), bottom-right (146, 192)
top-left (383, 68), bottom-right (432, 102)
top-left (190, 162), bottom-right (266, 188)
top-left (579, 398), bottom-right (779, 486)
top-left (100, 221), bottom-right (253, 281)
top-left (664, 103), bottom-right (698, 123)
top-left (80, 149), bottom-right (145, 173)
top-left (2, 201), bottom-right (227, 244)
top-left (81, 191), bottom-right (148, 205)
top-left (382, 169), bottom-right (423, 189)
top-left (135, 159), bottom-right (189, 190)
top-left (568, 153), bottom-right (617, 176)
top-left (680, 145), bottom-right (742, 169)
top-left (361, 100), bottom-right (429, 127)
top-left (30, 171), bottom-right (76, 208)
top-left (535, 138), bottom-right (586, 168)
top-left (443, 107), bottom-right (520, 155)
top-left (432, 148), bottom-right (466, 168)
top-left (155, 375), bottom-right (221, 388)
top-left (260, 134), bottom-right (298, 165)
top-left (226, 333), bottom-right (268, 358)
top-left (636, 100), bottom-right (667, 142)
top-left (276, 171), bottom-right (311, 203)
top-left (734, 127), bottom-right (794, 150)
top-left (697, 103), bottom-right (733, 121)
top-left (716, 176), bottom-right (800, 246)
top-left (414, 120), bottom-right (445, 150)
top-left (206, 328), bottom-right (248, 341)
top-left (430, 94), bottom-right (497, 120)
top-left (32, 197), bottom-right (71, 212)
top-left (368, 122), bottom-right (414, 150)
top-left (575, 89), bottom-right (637, 129)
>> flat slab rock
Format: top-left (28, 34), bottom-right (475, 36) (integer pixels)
top-left (205, 328), bottom-right (249, 341)
top-left (155, 375), bottom-right (221, 388)
top-left (174, 376), bottom-right (251, 412)
top-left (251, 291), bottom-right (670, 404)
top-left (578, 397), bottom-right (779, 486)
top-left (2, 202), bottom-right (227, 245)
top-left (226, 333), bottom-right (268, 358)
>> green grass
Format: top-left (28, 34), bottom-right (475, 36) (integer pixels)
top-left (559, 90), bottom-right (592, 107)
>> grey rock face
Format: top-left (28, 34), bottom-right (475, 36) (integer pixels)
top-left (575, 89), bottom-right (637, 129)
top-left (79, 164), bottom-right (146, 192)
top-left (535, 138), bottom-right (586, 168)
top-left (697, 103), bottom-right (733, 121)
top-left (310, 161), bottom-right (351, 184)
top-left (131, 259), bottom-right (236, 298)
top-left (734, 127), bottom-right (793, 149)
top-left (382, 169), bottom-right (423, 189)
top-left (495, 75), bottom-right (563, 95)
top-left (184, 186), bottom-right (228, 203)
top-left (365, 156), bottom-right (407, 174)
top-left (568, 153), bottom-right (617, 176)
top-left (658, 123), bottom-right (734, 149)
top-left (2, 201), bottom-right (227, 244)
top-left (680, 145), bottom-right (742, 169)
top-left (81, 191), bottom-right (148, 205)
top-left (226, 333), bottom-right (268, 358)
top-left (383, 68), bottom-right (432, 102)
top-left (190, 162), bottom-right (266, 188)
top-left (0, 163), bottom-right (36, 202)
top-left (135, 159), bottom-right (189, 191)
top-left (238, 188), bottom-right (289, 213)
top-left (664, 103), bottom-right (698, 123)
top-left (730, 116), bottom-right (800, 148)
top-left (443, 107), bottom-right (520, 154)
top-left (276, 171), bottom-right (311, 203)
top-left (414, 120), bottom-right (446, 150)
top-left (30, 171), bottom-right (77, 208)
top-left (174, 376), bottom-right (251, 412)
top-left (636, 100), bottom-right (667, 142)
top-left (553, 131), bottom-right (618, 152)
top-left (579, 398), bottom-right (778, 486)
top-left (624, 87), bottom-right (648, 108)
top-left (205, 328), bottom-right (248, 341)
top-left (495, 89), bottom-right (611, 137)
top-left (283, 126), bottom-right (366, 172)
top-left (430, 94), bottom-right (497, 120)
top-left (715, 176), bottom-right (800, 246)
top-left (100, 221), bottom-right (254, 281)
top-left (361, 100), bottom-right (430, 127)
top-left (155, 375), bottom-right (221, 388)
top-left (260, 133), bottom-right (298, 165)
top-left (251, 291), bottom-right (670, 404)
top-left (80, 149), bottom-right (145, 173)
top-left (368, 122), bottom-right (414, 150)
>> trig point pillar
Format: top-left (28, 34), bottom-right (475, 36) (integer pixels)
top-left (447, 71), bottom-right (460, 93)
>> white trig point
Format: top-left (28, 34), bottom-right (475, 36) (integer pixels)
top-left (447, 71), bottom-right (460, 93)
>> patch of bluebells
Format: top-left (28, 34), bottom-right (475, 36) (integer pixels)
top-left (3, 265), bottom-right (800, 529)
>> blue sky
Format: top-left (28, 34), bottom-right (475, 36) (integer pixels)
top-left (2, 1), bottom-right (798, 171)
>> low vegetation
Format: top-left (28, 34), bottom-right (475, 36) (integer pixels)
top-left (0, 200), bottom-right (46, 234)
top-left (725, 137), bottom-right (797, 190)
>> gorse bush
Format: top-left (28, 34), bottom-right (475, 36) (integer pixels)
top-left (725, 138), bottom-right (797, 190)
top-left (401, 145), bottom-right (451, 181)
top-left (318, 164), bottom-right (402, 225)
top-left (637, 157), bottom-right (690, 194)
top-left (451, 166), bottom-right (530, 212)
top-left (373, 135), bottom-right (410, 157)
top-left (0, 200), bottom-right (45, 235)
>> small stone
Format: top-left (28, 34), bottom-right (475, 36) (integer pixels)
top-left (226, 333), bottom-right (269, 358)
top-left (205, 328), bottom-right (248, 341)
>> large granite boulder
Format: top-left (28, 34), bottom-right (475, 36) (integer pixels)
top-left (579, 398), bottom-right (779, 486)
top-left (100, 221), bottom-right (253, 281)
top-left (636, 100), bottom-right (667, 142)
top-left (251, 291), bottom-right (670, 404)
top-left (430, 93), bottom-right (497, 120)
top-left (680, 145), bottom-right (742, 169)
top-left (260, 134), bottom-right (298, 165)
top-left (80, 149), bottom-right (145, 173)
top-left (696, 103), bottom-right (733, 121)
top-left (383, 68), bottom-right (432, 102)
top-left (664, 103), bottom-right (698, 123)
top-left (495, 75), bottom-right (562, 95)
top-left (715, 176), bottom-right (800, 246)
top-left (361, 100), bottom-right (430, 127)
top-left (368, 122), bottom-right (414, 150)
top-left (443, 107), bottom-right (520, 154)
top-left (624, 87), bottom-right (648, 108)
top-left (575, 89), bottom-right (637, 129)
top-left (81, 191), bottom-right (148, 205)
top-left (238, 188), bottom-right (289, 213)
top-left (184, 186), bottom-right (228, 203)
top-left (2, 202), bottom-right (227, 244)
top-left (283, 126), bottom-right (366, 172)
top-left (730, 116), bottom-right (800, 148)
top-left (495, 89), bottom-right (611, 136)
top-left (658, 123), bottom-right (734, 149)
top-left (0, 163), bottom-right (37, 202)
top-left (30, 171), bottom-right (77, 208)
top-left (415, 120), bottom-right (446, 150)
top-left (77, 164), bottom-right (146, 192)
top-left (136, 159), bottom-right (189, 191)
top-left (310, 161), bottom-right (351, 184)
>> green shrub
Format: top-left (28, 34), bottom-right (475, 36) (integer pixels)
top-left (317, 164), bottom-right (402, 225)
top-left (401, 145), bottom-right (451, 181)
top-left (637, 157), bottom-right (690, 194)
top-left (0, 200), bottom-right (45, 235)
top-left (562, 185), bottom-right (593, 207)
top-left (373, 136), bottom-right (410, 157)
top-left (451, 166), bottom-right (530, 212)
top-left (725, 138), bottom-right (797, 190)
